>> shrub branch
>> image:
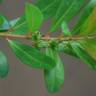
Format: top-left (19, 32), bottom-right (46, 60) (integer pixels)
top-left (0, 32), bottom-right (96, 41)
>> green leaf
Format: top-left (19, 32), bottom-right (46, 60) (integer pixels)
top-left (80, 40), bottom-right (96, 61)
top-left (8, 40), bottom-right (55, 69)
top-left (71, 42), bottom-right (96, 70)
top-left (0, 14), bottom-right (10, 32)
top-left (0, 51), bottom-right (9, 78)
top-left (10, 18), bottom-right (20, 27)
top-left (0, 15), bottom-right (5, 25)
top-left (61, 21), bottom-right (71, 36)
top-left (49, 0), bottom-right (85, 32)
top-left (80, 7), bottom-right (96, 35)
top-left (44, 48), bottom-right (64, 93)
top-left (36, 0), bottom-right (60, 20)
top-left (58, 42), bottom-right (78, 58)
top-left (72, 0), bottom-right (96, 35)
top-left (25, 3), bottom-right (43, 33)
top-left (9, 15), bottom-right (28, 35)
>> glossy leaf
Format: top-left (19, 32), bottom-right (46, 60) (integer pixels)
top-left (72, 0), bottom-right (96, 34)
top-left (71, 42), bottom-right (96, 70)
top-left (50, 0), bottom-right (85, 32)
top-left (25, 3), bottom-right (43, 33)
top-left (8, 40), bottom-right (55, 69)
top-left (44, 48), bottom-right (64, 93)
top-left (0, 51), bottom-right (9, 78)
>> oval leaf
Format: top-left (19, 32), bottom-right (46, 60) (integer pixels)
top-left (44, 48), bottom-right (64, 93)
top-left (0, 51), bottom-right (9, 78)
top-left (8, 40), bottom-right (55, 69)
top-left (25, 3), bottom-right (43, 33)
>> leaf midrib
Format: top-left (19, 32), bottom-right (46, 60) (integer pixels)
top-left (41, 0), bottom-right (57, 12)
top-left (50, 1), bottom-right (75, 32)
top-left (11, 42), bottom-right (45, 67)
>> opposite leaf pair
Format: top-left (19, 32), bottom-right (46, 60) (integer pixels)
top-left (8, 40), bottom-right (64, 93)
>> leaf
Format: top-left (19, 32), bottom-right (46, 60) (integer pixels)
top-left (61, 21), bottom-right (71, 36)
top-left (80, 40), bottom-right (96, 61)
top-left (0, 15), bottom-right (4, 25)
top-left (8, 40), bottom-right (55, 69)
top-left (0, 51), bottom-right (9, 78)
top-left (25, 3), bottom-right (43, 33)
top-left (50, 0), bottom-right (85, 32)
top-left (9, 15), bottom-right (28, 35)
top-left (10, 18), bottom-right (20, 27)
top-left (58, 42), bottom-right (78, 58)
top-left (36, 0), bottom-right (60, 20)
top-left (0, 14), bottom-right (10, 31)
top-left (44, 48), bottom-right (64, 93)
top-left (71, 42), bottom-right (96, 70)
top-left (80, 7), bottom-right (96, 35)
top-left (72, 0), bottom-right (96, 35)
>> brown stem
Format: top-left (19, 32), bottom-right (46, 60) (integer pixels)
top-left (42, 35), bottom-right (96, 41)
top-left (0, 33), bottom-right (31, 39)
top-left (0, 32), bottom-right (96, 41)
